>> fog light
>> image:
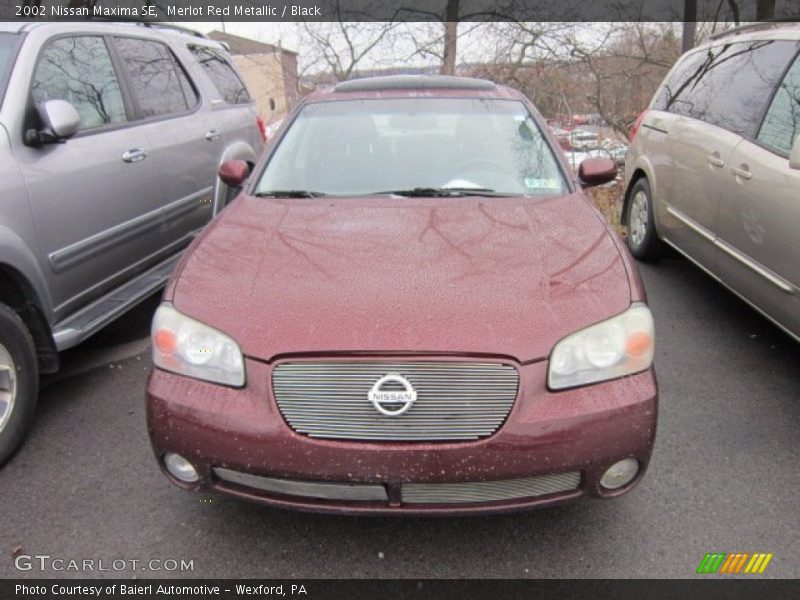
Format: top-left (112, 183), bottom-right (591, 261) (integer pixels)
top-left (164, 452), bottom-right (200, 483)
top-left (600, 458), bottom-right (639, 490)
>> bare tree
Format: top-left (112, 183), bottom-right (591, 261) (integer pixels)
top-left (564, 23), bottom-right (682, 138)
top-left (298, 21), bottom-right (402, 81)
top-left (755, 0), bottom-right (776, 20)
top-left (297, 0), bottom-right (401, 83)
top-left (391, 1), bottom-right (464, 76)
top-left (398, 0), bottom-right (552, 76)
top-left (441, 0), bottom-right (459, 76)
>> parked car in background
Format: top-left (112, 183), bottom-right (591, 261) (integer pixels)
top-left (623, 22), bottom-right (800, 342)
top-left (599, 142), bottom-right (629, 166)
top-left (549, 126), bottom-right (573, 150)
top-left (147, 75), bottom-right (658, 515)
top-left (570, 129), bottom-right (600, 150)
top-left (0, 21), bottom-right (263, 465)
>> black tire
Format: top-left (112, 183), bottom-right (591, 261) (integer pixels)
top-left (0, 302), bottom-right (38, 466)
top-left (624, 177), bottom-right (664, 261)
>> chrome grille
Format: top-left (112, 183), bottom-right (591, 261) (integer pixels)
top-left (273, 361), bottom-right (518, 441)
top-left (401, 472), bottom-right (581, 504)
top-left (213, 468), bottom-right (388, 502)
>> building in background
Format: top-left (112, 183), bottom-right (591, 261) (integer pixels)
top-left (208, 31), bottom-right (298, 124)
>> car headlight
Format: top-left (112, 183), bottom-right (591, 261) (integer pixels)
top-left (152, 304), bottom-right (245, 387)
top-left (548, 303), bottom-right (654, 390)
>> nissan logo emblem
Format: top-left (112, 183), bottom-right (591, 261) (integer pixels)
top-left (368, 373), bottom-right (417, 416)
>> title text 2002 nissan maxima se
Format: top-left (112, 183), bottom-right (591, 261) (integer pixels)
top-left (146, 76), bottom-right (658, 515)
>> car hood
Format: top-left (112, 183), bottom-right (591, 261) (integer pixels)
top-left (171, 194), bottom-right (632, 363)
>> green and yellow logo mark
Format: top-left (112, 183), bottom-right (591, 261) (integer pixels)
top-left (696, 552), bottom-right (773, 574)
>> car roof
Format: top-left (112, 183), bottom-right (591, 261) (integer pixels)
top-left (334, 75), bottom-right (497, 92)
top-left (702, 21), bottom-right (800, 47)
top-left (12, 21), bottom-right (226, 51)
top-left (0, 23), bottom-right (25, 33)
top-left (304, 75), bottom-right (525, 104)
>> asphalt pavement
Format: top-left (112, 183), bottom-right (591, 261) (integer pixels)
top-left (1, 254), bottom-right (798, 579)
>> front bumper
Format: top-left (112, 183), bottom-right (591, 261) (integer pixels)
top-left (146, 357), bottom-right (658, 515)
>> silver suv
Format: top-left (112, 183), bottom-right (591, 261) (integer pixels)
top-left (624, 22), bottom-right (800, 341)
top-left (0, 22), bottom-right (263, 464)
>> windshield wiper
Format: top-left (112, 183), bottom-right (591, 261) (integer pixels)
top-left (374, 187), bottom-right (517, 197)
top-left (254, 190), bottom-right (328, 198)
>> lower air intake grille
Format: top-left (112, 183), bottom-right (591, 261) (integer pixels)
top-left (273, 361), bottom-right (518, 441)
top-left (401, 472), bottom-right (581, 504)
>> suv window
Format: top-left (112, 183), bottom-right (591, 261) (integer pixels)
top-left (113, 37), bottom-right (196, 118)
top-left (188, 45), bottom-right (250, 104)
top-left (31, 36), bottom-right (127, 131)
top-left (0, 33), bottom-right (17, 103)
top-left (652, 40), bottom-right (799, 139)
top-left (757, 52), bottom-right (800, 156)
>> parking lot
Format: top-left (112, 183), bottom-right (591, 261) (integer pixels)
top-left (1, 252), bottom-right (797, 579)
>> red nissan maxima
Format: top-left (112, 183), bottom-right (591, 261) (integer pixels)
top-left (146, 76), bottom-right (657, 515)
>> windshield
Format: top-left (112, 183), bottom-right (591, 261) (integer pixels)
top-left (256, 98), bottom-right (569, 197)
top-left (0, 33), bottom-right (18, 105)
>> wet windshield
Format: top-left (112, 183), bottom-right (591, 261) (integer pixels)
top-left (256, 97), bottom-right (569, 197)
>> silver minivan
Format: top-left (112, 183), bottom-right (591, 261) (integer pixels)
top-left (0, 22), bottom-right (263, 465)
top-left (623, 22), bottom-right (800, 341)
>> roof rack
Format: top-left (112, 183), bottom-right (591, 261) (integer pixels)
top-left (709, 18), bottom-right (800, 41)
top-left (16, 19), bottom-right (210, 40)
top-left (50, 17), bottom-right (209, 39)
top-left (136, 22), bottom-right (208, 39)
top-left (335, 75), bottom-right (496, 93)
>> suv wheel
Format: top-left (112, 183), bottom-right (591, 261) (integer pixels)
top-left (0, 302), bottom-right (38, 466)
top-left (625, 177), bottom-right (664, 261)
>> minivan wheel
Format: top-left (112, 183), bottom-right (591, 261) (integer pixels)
top-left (0, 303), bottom-right (38, 466)
top-left (625, 177), bottom-right (663, 261)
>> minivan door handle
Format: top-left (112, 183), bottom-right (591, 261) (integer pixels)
top-left (707, 152), bottom-right (725, 168)
top-left (733, 165), bottom-right (752, 180)
top-left (121, 149), bottom-right (148, 163)
top-left (205, 129), bottom-right (221, 141)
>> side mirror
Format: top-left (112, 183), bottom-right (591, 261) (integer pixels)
top-left (578, 157), bottom-right (618, 187)
top-left (218, 160), bottom-right (251, 187)
top-left (790, 135), bottom-right (800, 170)
top-left (29, 100), bottom-right (80, 146)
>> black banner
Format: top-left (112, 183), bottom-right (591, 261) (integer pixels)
top-left (3, 579), bottom-right (800, 600)
top-left (2, 0), bottom-right (800, 22)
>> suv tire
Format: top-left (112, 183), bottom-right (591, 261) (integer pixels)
top-left (625, 177), bottom-right (664, 261)
top-left (0, 302), bottom-right (38, 466)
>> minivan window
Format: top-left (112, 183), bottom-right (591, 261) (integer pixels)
top-left (113, 37), bottom-right (195, 118)
top-left (652, 40), bottom-right (799, 139)
top-left (31, 36), bottom-right (127, 131)
top-left (0, 33), bottom-right (17, 104)
top-left (757, 52), bottom-right (800, 156)
top-left (188, 46), bottom-right (250, 104)
top-left (256, 98), bottom-right (568, 197)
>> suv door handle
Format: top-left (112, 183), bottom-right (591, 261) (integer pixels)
top-left (122, 149), bottom-right (148, 163)
top-left (707, 152), bottom-right (725, 168)
top-left (733, 165), bottom-right (752, 180)
top-left (205, 129), bottom-right (221, 141)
